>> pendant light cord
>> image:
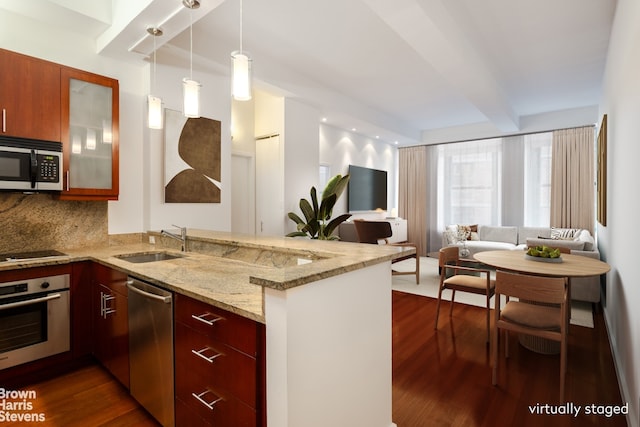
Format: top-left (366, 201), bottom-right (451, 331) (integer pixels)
top-left (189, 5), bottom-right (193, 80)
top-left (240, 0), bottom-right (243, 54)
top-left (153, 33), bottom-right (157, 92)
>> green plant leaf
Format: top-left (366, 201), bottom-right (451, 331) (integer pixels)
top-left (319, 193), bottom-right (337, 221)
top-left (310, 186), bottom-right (319, 216)
top-left (286, 231), bottom-right (309, 238)
top-left (285, 173), bottom-right (351, 239)
top-left (325, 213), bottom-right (352, 237)
top-left (288, 212), bottom-right (305, 225)
top-left (300, 198), bottom-right (315, 223)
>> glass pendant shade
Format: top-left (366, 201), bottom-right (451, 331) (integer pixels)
top-left (148, 95), bottom-right (163, 129)
top-left (231, 51), bottom-right (252, 101)
top-left (182, 78), bottom-right (201, 118)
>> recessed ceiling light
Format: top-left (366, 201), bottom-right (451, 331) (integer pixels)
top-left (351, 128), bottom-right (357, 132)
top-left (375, 135), bottom-right (379, 139)
top-left (394, 141), bottom-right (399, 145)
top-left (321, 117), bottom-right (327, 122)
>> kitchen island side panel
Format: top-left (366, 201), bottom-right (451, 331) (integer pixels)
top-left (264, 261), bottom-right (395, 427)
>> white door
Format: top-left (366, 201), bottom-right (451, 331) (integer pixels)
top-left (255, 135), bottom-right (284, 236)
top-left (231, 153), bottom-right (255, 234)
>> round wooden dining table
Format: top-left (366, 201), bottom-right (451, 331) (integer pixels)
top-left (473, 250), bottom-right (610, 278)
top-left (473, 250), bottom-right (610, 354)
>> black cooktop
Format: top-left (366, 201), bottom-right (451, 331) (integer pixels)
top-left (0, 250), bottom-right (68, 261)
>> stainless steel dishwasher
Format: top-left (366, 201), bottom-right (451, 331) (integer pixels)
top-left (127, 277), bottom-right (174, 427)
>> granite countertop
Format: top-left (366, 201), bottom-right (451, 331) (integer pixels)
top-left (0, 230), bottom-right (414, 323)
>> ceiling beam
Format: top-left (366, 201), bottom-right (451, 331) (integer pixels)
top-left (96, 0), bottom-right (226, 61)
top-left (362, 0), bottom-right (520, 132)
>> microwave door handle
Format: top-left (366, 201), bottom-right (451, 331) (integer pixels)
top-left (30, 149), bottom-right (37, 188)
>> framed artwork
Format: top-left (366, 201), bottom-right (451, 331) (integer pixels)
top-left (164, 109), bottom-right (221, 203)
top-left (597, 114), bottom-right (607, 226)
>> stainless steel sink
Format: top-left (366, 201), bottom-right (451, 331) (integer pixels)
top-left (115, 251), bottom-right (185, 263)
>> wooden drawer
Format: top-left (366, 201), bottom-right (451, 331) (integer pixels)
top-left (175, 321), bottom-right (257, 407)
top-left (175, 395), bottom-right (256, 427)
top-left (174, 374), bottom-right (257, 426)
top-left (175, 293), bottom-right (258, 356)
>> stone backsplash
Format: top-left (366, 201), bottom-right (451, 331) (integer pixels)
top-left (0, 193), bottom-right (110, 254)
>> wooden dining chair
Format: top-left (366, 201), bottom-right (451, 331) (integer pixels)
top-left (353, 219), bottom-right (420, 284)
top-left (435, 246), bottom-right (495, 343)
top-left (492, 270), bottom-right (568, 402)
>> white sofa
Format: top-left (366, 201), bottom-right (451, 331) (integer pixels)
top-left (442, 225), bottom-right (601, 303)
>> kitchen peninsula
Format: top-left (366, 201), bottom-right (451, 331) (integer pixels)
top-left (1, 230), bottom-right (408, 427)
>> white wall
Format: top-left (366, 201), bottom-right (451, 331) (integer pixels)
top-left (319, 124), bottom-right (398, 217)
top-left (599, 0), bottom-right (640, 424)
top-left (145, 62), bottom-right (232, 232)
top-left (284, 99), bottom-right (321, 234)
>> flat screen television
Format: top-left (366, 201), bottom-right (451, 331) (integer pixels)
top-left (347, 165), bottom-right (387, 212)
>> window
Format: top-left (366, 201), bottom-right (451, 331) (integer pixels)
top-left (437, 138), bottom-right (502, 229)
top-left (319, 164), bottom-right (331, 197)
top-left (524, 133), bottom-right (552, 227)
top-left (433, 133), bottom-right (552, 234)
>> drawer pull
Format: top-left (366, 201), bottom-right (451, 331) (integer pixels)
top-left (192, 390), bottom-right (223, 411)
top-left (191, 312), bottom-right (223, 326)
top-left (192, 347), bottom-right (222, 363)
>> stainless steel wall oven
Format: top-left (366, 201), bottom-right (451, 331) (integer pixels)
top-left (0, 273), bottom-right (70, 369)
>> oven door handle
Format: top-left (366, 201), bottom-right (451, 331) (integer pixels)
top-left (0, 293), bottom-right (61, 310)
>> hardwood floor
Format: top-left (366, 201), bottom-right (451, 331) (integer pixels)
top-left (6, 362), bottom-right (158, 426)
top-left (7, 291), bottom-right (627, 427)
top-left (392, 291), bottom-right (628, 427)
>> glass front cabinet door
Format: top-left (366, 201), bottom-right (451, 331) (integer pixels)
top-left (60, 68), bottom-right (119, 200)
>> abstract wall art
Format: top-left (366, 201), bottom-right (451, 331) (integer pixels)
top-left (597, 114), bottom-right (607, 226)
top-left (164, 109), bottom-right (221, 203)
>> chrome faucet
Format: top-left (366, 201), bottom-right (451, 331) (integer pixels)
top-left (161, 225), bottom-right (187, 251)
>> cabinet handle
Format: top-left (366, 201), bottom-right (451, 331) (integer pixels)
top-left (65, 170), bottom-right (70, 191)
top-left (191, 312), bottom-right (223, 326)
top-left (192, 390), bottom-right (223, 411)
top-left (2, 109), bottom-right (5, 133)
top-left (191, 347), bottom-right (222, 364)
top-left (101, 292), bottom-right (116, 318)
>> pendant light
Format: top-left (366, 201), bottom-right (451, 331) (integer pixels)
top-left (147, 26), bottom-right (164, 129)
top-left (182, 0), bottom-right (201, 118)
top-left (231, 0), bottom-right (252, 101)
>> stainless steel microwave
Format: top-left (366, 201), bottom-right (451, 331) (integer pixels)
top-left (0, 135), bottom-right (62, 192)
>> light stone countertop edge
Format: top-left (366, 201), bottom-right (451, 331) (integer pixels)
top-left (0, 230), bottom-right (415, 323)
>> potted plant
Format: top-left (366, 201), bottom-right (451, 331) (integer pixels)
top-left (286, 174), bottom-right (351, 240)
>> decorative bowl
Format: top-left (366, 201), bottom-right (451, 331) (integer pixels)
top-left (524, 253), bottom-right (563, 263)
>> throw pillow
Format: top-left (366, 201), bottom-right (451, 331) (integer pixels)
top-left (456, 224), bottom-right (478, 240)
top-left (550, 227), bottom-right (581, 240)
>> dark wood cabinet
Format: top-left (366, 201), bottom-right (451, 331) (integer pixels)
top-left (0, 48), bottom-right (61, 142)
top-left (59, 67), bottom-right (119, 200)
top-left (92, 263), bottom-right (129, 388)
top-left (71, 261), bottom-right (93, 358)
top-left (174, 294), bottom-right (266, 427)
top-left (0, 48), bottom-right (119, 200)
